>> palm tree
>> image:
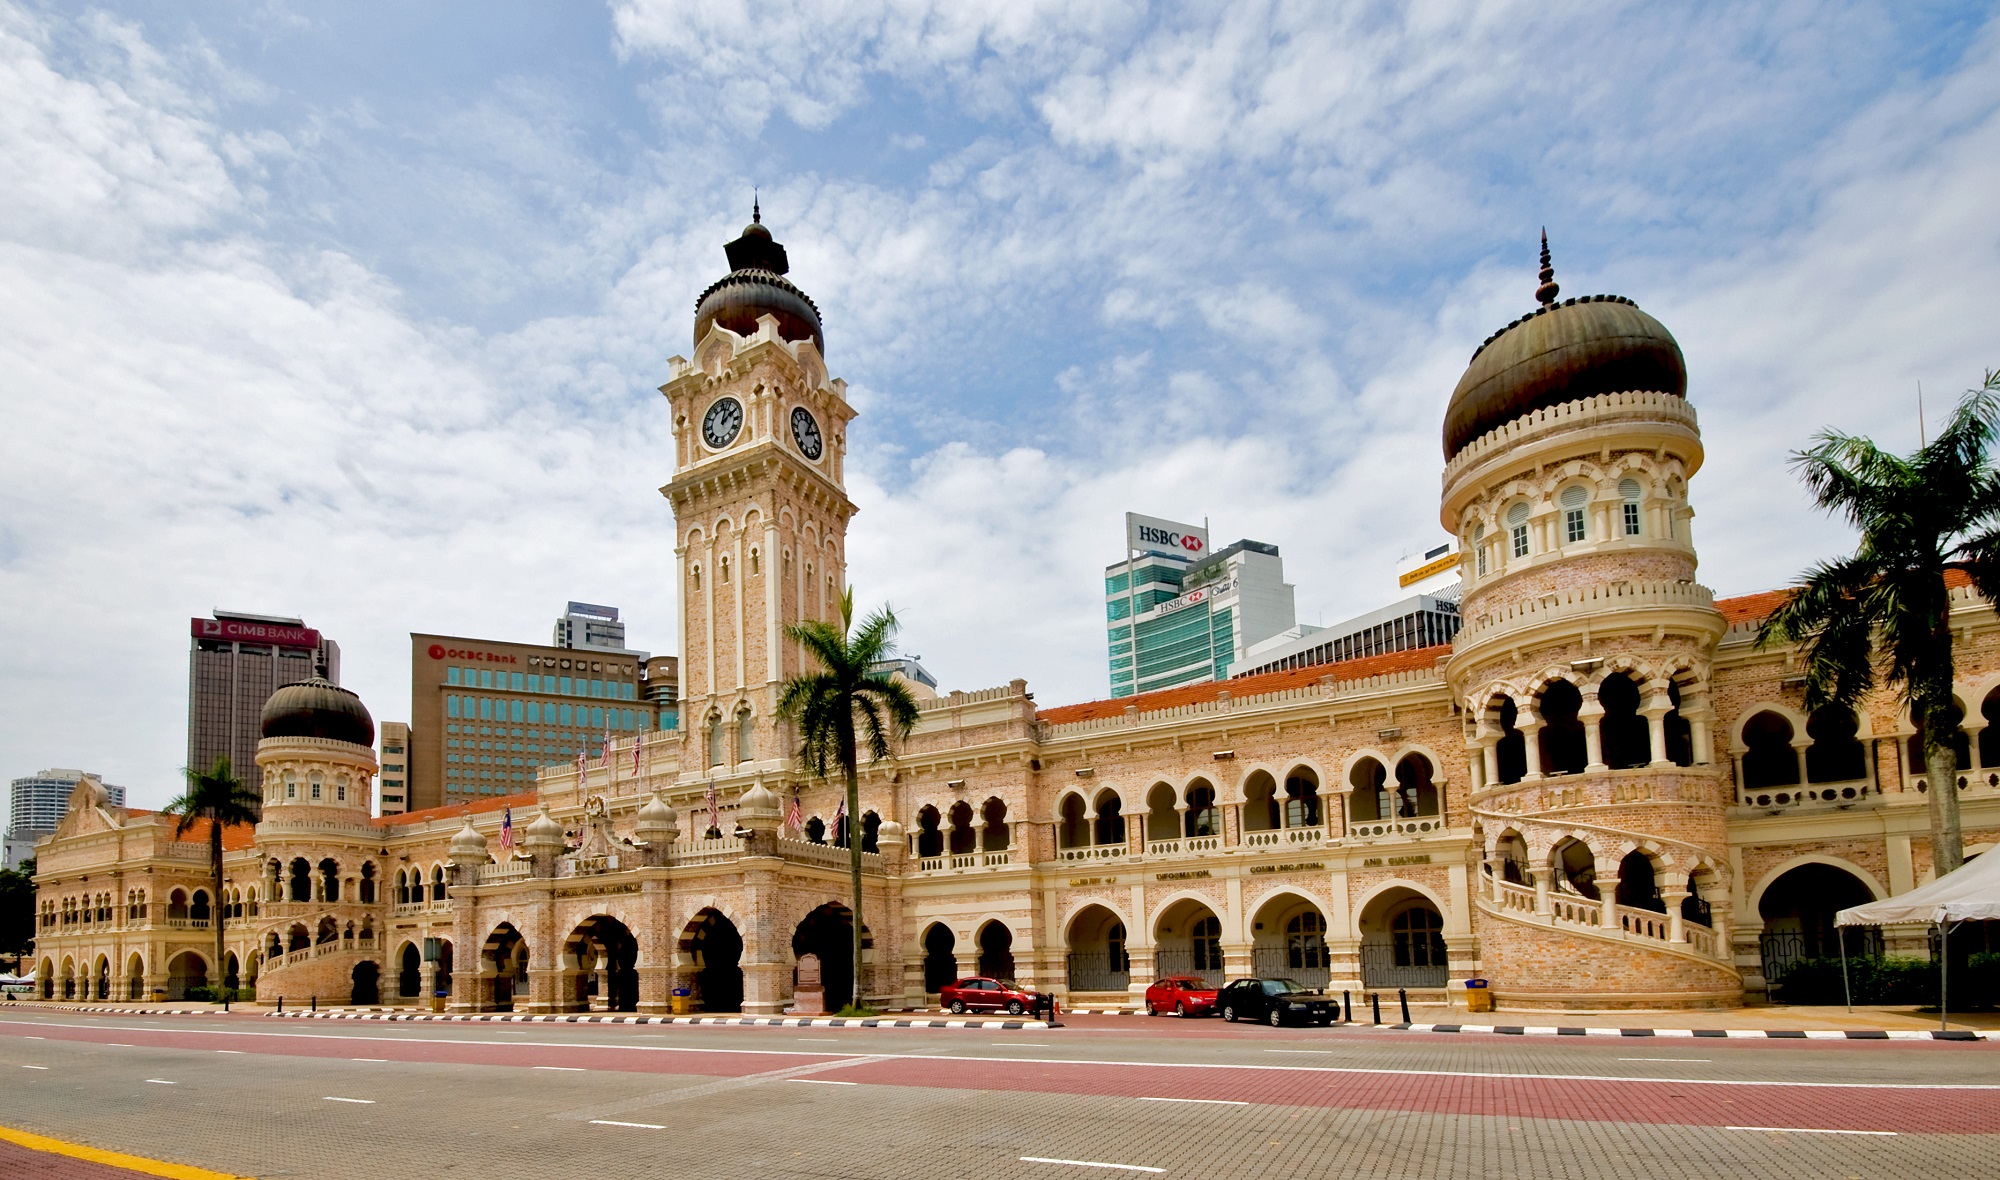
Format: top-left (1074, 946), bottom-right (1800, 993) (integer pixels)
top-left (164, 756), bottom-right (261, 997)
top-left (1759, 372), bottom-right (2000, 876)
top-left (777, 588), bottom-right (921, 1011)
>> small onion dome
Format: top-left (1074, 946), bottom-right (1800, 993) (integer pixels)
top-left (634, 791), bottom-right (680, 842)
top-left (523, 805), bottom-right (565, 851)
top-left (693, 206), bottom-right (824, 355)
top-left (737, 781), bottom-right (783, 822)
top-left (259, 677), bottom-right (375, 747)
top-left (449, 816), bottom-right (488, 862)
top-left (875, 818), bottom-right (905, 846)
top-left (1442, 235), bottom-right (1686, 460)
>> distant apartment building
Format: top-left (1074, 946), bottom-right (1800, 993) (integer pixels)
top-left (377, 722), bottom-right (411, 815)
top-left (1105, 513), bottom-right (1298, 697)
top-left (6, 768), bottom-right (126, 868)
top-left (188, 610), bottom-right (339, 786)
top-left (407, 629), bottom-right (679, 813)
top-left (553, 601), bottom-right (639, 653)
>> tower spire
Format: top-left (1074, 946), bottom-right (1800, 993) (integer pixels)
top-left (752, 188), bottom-right (761, 224)
top-left (1535, 227), bottom-right (1560, 306)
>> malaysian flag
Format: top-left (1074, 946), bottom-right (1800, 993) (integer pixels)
top-left (705, 781), bottom-right (719, 835)
top-left (575, 750), bottom-right (587, 790)
top-left (785, 788), bottom-right (803, 833)
top-left (499, 807), bottom-right (515, 853)
top-left (601, 723), bottom-right (613, 766)
top-left (831, 795), bottom-right (847, 845)
top-left (631, 737), bottom-right (643, 779)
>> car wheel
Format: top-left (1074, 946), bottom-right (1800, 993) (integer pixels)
top-left (1222, 1005), bottom-right (1237, 1023)
top-left (949, 1000), bottom-right (966, 1014)
top-left (1145, 1001), bottom-right (1158, 1016)
top-left (1007, 1000), bottom-right (1024, 1015)
top-left (1174, 1002), bottom-right (1187, 1017)
top-left (1268, 1008), bottom-right (1285, 1028)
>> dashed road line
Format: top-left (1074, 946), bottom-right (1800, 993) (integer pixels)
top-left (145, 1078), bottom-right (175, 1084)
top-left (534, 1065), bottom-right (585, 1071)
top-left (1020, 1156), bottom-right (1165, 1173)
top-left (589, 1120), bottom-right (664, 1129)
top-left (788, 1078), bottom-right (857, 1085)
top-left (1137, 1096), bottom-right (1248, 1106)
top-left (323, 1096), bottom-right (374, 1104)
top-left (1726, 1126), bottom-right (1898, 1135)
top-left (21, 1064), bottom-right (47, 1069)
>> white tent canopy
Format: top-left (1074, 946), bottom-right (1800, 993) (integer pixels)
top-left (1837, 851), bottom-right (2000, 926)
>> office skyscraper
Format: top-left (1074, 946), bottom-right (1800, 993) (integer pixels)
top-left (188, 610), bottom-right (338, 785)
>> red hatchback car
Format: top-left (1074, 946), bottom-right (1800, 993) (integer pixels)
top-left (1144, 976), bottom-right (1218, 1017)
top-left (940, 976), bottom-right (1046, 1015)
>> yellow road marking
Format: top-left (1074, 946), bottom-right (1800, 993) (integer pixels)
top-left (0, 1124), bottom-right (248, 1179)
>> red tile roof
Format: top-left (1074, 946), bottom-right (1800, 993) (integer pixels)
top-left (1036, 645), bottom-right (1450, 725)
top-left (1715, 569), bottom-right (1974, 629)
top-left (134, 813), bottom-right (259, 852)
top-left (376, 789), bottom-right (540, 830)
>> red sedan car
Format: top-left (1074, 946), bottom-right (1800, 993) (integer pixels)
top-left (1144, 976), bottom-right (1218, 1017)
top-left (939, 976), bottom-right (1046, 1015)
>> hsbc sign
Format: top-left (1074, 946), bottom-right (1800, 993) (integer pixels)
top-left (1126, 512), bottom-right (1209, 559)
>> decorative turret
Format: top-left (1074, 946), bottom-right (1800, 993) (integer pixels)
top-left (692, 203), bottom-right (824, 355)
top-left (449, 815), bottom-right (489, 865)
top-left (522, 805), bottom-right (566, 876)
top-left (255, 678), bottom-right (378, 817)
top-left (634, 790), bottom-right (680, 866)
top-left (874, 818), bottom-right (906, 865)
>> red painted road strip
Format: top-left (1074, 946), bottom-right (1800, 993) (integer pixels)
top-left (6, 1019), bottom-right (1994, 1135)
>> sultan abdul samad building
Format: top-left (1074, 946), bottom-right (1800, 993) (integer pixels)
top-left (29, 217), bottom-right (2000, 1013)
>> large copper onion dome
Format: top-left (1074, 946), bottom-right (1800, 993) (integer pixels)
top-left (1443, 232), bottom-right (1685, 460)
top-left (693, 201), bottom-right (824, 355)
top-left (259, 677), bottom-right (375, 747)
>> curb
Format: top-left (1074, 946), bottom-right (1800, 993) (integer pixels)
top-left (1383, 1021), bottom-right (1991, 1041)
top-left (267, 1010), bottom-right (1054, 1029)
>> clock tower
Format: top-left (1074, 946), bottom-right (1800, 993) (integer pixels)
top-left (660, 208), bottom-right (857, 785)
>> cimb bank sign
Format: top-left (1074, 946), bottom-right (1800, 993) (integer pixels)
top-left (1126, 512), bottom-right (1208, 559)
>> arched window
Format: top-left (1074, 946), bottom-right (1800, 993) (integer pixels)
top-left (916, 805), bottom-right (944, 858)
top-left (691, 564), bottom-right (702, 591)
top-left (359, 863), bottom-right (377, 904)
top-left (1242, 773), bottom-right (1278, 832)
top-left (1191, 915), bottom-right (1222, 972)
top-left (1537, 680), bottom-right (1587, 775)
top-left (1283, 772), bottom-right (1321, 827)
top-left (319, 858), bottom-right (340, 903)
top-left (1393, 755), bottom-right (1439, 818)
top-left (1056, 795), bottom-right (1087, 849)
top-left (805, 816), bottom-right (826, 844)
top-left (1619, 478), bottom-right (1643, 536)
top-left (288, 858), bottom-right (311, 903)
top-left (1092, 790), bottom-right (1125, 846)
top-left (947, 802), bottom-right (975, 855)
top-left (705, 713), bottom-right (724, 768)
top-left (1391, 906), bottom-right (1447, 968)
top-left (1286, 911), bottom-right (1328, 969)
top-left (1348, 758), bottom-right (1389, 822)
top-left (749, 548), bottom-right (760, 576)
top-left (719, 554), bottom-right (730, 584)
top-left (1741, 711), bottom-right (1799, 789)
top-left (861, 810), bottom-right (881, 854)
top-left (1493, 697), bottom-right (1526, 784)
top-left (1506, 502), bottom-right (1530, 559)
top-left (981, 798), bottom-right (1009, 850)
top-left (735, 708), bottom-right (754, 763)
top-left (1805, 705), bottom-right (1867, 783)
top-left (1597, 674), bottom-right (1649, 770)
top-left (430, 865), bottom-right (447, 902)
top-left (1183, 783), bottom-right (1218, 838)
top-left (1472, 524), bottom-right (1488, 577)
top-left (1559, 485), bottom-right (1588, 544)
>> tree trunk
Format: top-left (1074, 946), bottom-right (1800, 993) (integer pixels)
top-left (1924, 731), bottom-right (1966, 876)
top-left (211, 819), bottom-right (226, 998)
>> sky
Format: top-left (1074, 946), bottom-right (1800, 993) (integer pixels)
top-left (2, 1), bottom-right (1997, 810)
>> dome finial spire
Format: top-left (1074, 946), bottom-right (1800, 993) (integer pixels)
top-left (752, 188), bottom-right (760, 224)
top-left (1535, 227), bottom-right (1560, 306)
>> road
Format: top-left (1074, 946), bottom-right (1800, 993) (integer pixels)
top-left (2, 1009), bottom-right (1995, 1179)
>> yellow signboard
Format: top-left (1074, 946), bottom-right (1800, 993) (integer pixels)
top-left (1398, 552), bottom-right (1459, 587)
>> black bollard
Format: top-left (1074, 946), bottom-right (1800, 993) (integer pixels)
top-left (1370, 992), bottom-right (1380, 1025)
top-left (1398, 988), bottom-right (1411, 1024)
top-left (1342, 990), bottom-right (1351, 1023)
top-left (311, 995), bottom-right (317, 1013)
top-left (277, 996), bottom-right (283, 1014)
top-left (222, 993), bottom-right (229, 1013)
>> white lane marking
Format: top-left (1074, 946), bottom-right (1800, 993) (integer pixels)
top-left (1727, 1126), bottom-right (1898, 1136)
top-left (107, 1043), bottom-right (133, 1047)
top-left (1020, 1156), bottom-right (1165, 1173)
top-left (995, 1043), bottom-right (1050, 1047)
top-left (323, 1096), bottom-right (375, 1104)
top-left (6, 1019), bottom-right (1989, 1092)
top-left (145, 1079), bottom-right (175, 1084)
top-left (1137, 1096), bottom-right (1248, 1106)
top-left (590, 1119), bottom-right (665, 1129)
top-left (1620, 1058), bottom-right (1712, 1063)
top-left (788, 1078), bottom-right (857, 1085)
top-left (796, 1038), bottom-right (841, 1043)
top-left (22, 1064), bottom-right (48, 1069)
top-left (351, 1058), bottom-right (388, 1063)
top-left (534, 1065), bottom-right (585, 1071)
top-left (215, 1050), bottom-right (243, 1054)
top-left (24, 1036), bottom-right (43, 1040)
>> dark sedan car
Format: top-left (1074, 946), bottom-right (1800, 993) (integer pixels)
top-left (939, 976), bottom-right (1047, 1015)
top-left (1216, 978), bottom-right (1339, 1027)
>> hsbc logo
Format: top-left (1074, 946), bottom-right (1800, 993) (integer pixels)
top-left (1137, 526), bottom-right (1203, 553)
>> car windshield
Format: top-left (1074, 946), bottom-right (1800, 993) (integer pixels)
top-left (996, 980), bottom-right (1021, 991)
top-left (1263, 978), bottom-right (1310, 994)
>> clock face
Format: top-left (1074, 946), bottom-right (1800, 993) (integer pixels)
top-left (701, 397), bottom-right (744, 449)
top-left (790, 406), bottom-right (824, 460)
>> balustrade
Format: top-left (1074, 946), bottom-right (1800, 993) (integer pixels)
top-left (1347, 817), bottom-right (1446, 839)
top-left (1058, 845), bottom-right (1125, 862)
